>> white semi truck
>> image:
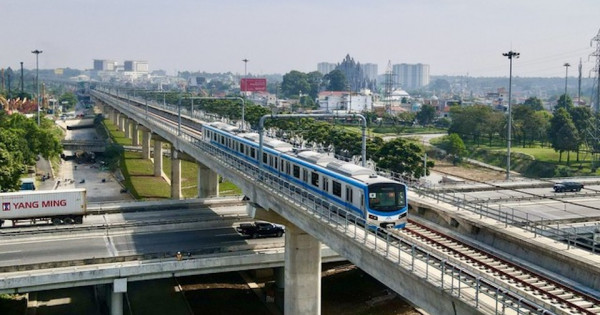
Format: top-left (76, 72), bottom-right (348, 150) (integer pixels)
top-left (0, 188), bottom-right (87, 227)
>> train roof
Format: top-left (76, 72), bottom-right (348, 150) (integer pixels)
top-left (240, 132), bottom-right (294, 152)
top-left (207, 122), bottom-right (239, 133)
top-left (296, 150), bottom-right (336, 167)
top-left (326, 160), bottom-right (376, 177)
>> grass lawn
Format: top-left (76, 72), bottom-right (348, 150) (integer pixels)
top-left (103, 119), bottom-right (133, 146)
top-left (462, 139), bottom-right (600, 177)
top-left (341, 125), bottom-right (445, 138)
top-left (104, 118), bottom-right (242, 199)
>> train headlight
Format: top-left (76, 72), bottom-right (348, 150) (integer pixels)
top-left (368, 214), bottom-right (378, 220)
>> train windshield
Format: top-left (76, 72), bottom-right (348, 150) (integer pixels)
top-left (368, 183), bottom-right (406, 212)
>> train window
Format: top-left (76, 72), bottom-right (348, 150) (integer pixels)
top-left (250, 148), bottom-right (256, 159)
top-left (302, 169), bottom-right (308, 182)
top-left (213, 133), bottom-right (217, 141)
top-left (323, 177), bottom-right (329, 192)
top-left (280, 159), bottom-right (285, 172)
top-left (332, 181), bottom-right (341, 197)
top-left (205, 130), bottom-right (211, 139)
top-left (368, 183), bottom-right (406, 212)
top-left (311, 172), bottom-right (319, 187)
top-left (269, 155), bottom-right (273, 167)
top-left (286, 162), bottom-right (291, 175)
top-left (240, 143), bottom-right (245, 154)
top-left (263, 153), bottom-right (268, 164)
top-left (274, 157), bottom-right (278, 170)
top-left (220, 136), bottom-right (225, 145)
top-left (346, 187), bottom-right (353, 203)
top-left (293, 165), bottom-right (300, 178)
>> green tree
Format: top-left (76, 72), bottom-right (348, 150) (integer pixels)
top-left (554, 94), bottom-right (574, 112)
top-left (0, 141), bottom-right (23, 191)
top-left (448, 105), bottom-right (493, 146)
top-left (512, 105), bottom-right (539, 147)
top-left (416, 104), bottom-right (436, 126)
top-left (438, 133), bottom-right (466, 165)
top-left (281, 71), bottom-right (310, 98)
top-left (373, 138), bottom-right (434, 179)
top-left (323, 69), bottom-right (347, 91)
top-left (522, 97), bottom-right (544, 111)
top-left (0, 112), bottom-right (62, 190)
top-left (59, 92), bottom-right (78, 111)
top-left (482, 111), bottom-right (505, 146)
top-left (306, 71), bottom-right (323, 99)
top-left (568, 106), bottom-right (592, 161)
top-left (548, 108), bottom-right (579, 163)
top-left (533, 111), bottom-right (552, 147)
top-left (244, 103), bottom-right (271, 129)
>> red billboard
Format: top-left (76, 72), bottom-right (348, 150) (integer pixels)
top-left (240, 78), bottom-right (267, 92)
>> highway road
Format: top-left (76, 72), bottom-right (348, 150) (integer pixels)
top-left (443, 183), bottom-right (600, 223)
top-left (0, 206), bottom-right (283, 268)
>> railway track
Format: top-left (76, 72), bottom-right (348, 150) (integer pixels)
top-left (106, 90), bottom-right (600, 313)
top-left (404, 220), bottom-right (600, 314)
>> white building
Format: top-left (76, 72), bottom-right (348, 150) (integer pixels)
top-left (124, 60), bottom-right (149, 73)
top-left (392, 63), bottom-right (430, 90)
top-left (93, 59), bottom-right (117, 71)
top-left (317, 91), bottom-right (373, 113)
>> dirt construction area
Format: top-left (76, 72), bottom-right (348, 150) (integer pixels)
top-left (431, 158), bottom-right (508, 182)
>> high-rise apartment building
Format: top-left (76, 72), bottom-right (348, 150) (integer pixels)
top-left (360, 63), bottom-right (378, 81)
top-left (124, 60), bottom-right (149, 73)
top-left (93, 59), bottom-right (117, 71)
top-left (317, 62), bottom-right (337, 75)
top-left (392, 63), bottom-right (430, 90)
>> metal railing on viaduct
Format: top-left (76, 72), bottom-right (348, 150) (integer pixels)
top-left (78, 90), bottom-right (559, 314)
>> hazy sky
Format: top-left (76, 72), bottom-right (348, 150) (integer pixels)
top-left (3, 0), bottom-right (599, 77)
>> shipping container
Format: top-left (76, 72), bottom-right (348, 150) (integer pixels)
top-left (0, 188), bottom-right (87, 226)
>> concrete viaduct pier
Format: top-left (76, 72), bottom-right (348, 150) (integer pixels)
top-left (94, 94), bottom-right (327, 314)
top-left (99, 102), bottom-right (220, 200)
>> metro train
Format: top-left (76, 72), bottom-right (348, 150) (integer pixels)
top-left (202, 122), bottom-right (407, 229)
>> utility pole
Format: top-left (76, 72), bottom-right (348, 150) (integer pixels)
top-left (32, 49), bottom-right (43, 126)
top-left (563, 62), bottom-right (570, 97)
top-left (242, 58), bottom-right (249, 77)
top-left (503, 50), bottom-right (519, 180)
top-left (20, 62), bottom-right (24, 93)
top-left (591, 28), bottom-right (600, 113)
top-left (578, 58), bottom-right (582, 104)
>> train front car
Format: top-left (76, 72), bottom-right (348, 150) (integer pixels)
top-left (365, 179), bottom-right (408, 229)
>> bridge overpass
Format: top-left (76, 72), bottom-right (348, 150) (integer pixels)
top-left (61, 139), bottom-right (107, 152)
top-left (10, 88), bottom-right (593, 315)
top-left (90, 89), bottom-right (501, 314)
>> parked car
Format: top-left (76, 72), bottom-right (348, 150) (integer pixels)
top-left (236, 222), bottom-right (284, 238)
top-left (553, 181), bottom-right (584, 192)
top-left (20, 178), bottom-right (36, 191)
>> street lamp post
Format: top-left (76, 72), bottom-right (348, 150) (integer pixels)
top-left (242, 58), bottom-right (249, 77)
top-left (563, 62), bottom-right (571, 97)
top-left (503, 50), bottom-right (519, 180)
top-left (31, 49), bottom-right (43, 126)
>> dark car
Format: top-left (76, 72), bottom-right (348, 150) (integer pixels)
top-left (553, 181), bottom-right (584, 192)
top-left (236, 222), bottom-right (284, 238)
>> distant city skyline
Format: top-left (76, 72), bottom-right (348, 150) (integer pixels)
top-left (2, 0), bottom-right (599, 78)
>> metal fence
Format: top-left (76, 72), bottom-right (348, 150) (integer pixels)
top-left (94, 89), bottom-right (559, 314)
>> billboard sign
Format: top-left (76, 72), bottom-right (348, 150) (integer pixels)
top-left (240, 78), bottom-right (267, 92)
